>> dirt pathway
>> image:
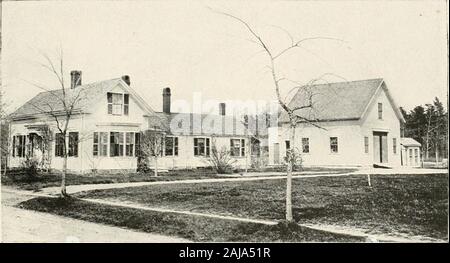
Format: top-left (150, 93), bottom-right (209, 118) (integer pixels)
top-left (1, 189), bottom-right (189, 243)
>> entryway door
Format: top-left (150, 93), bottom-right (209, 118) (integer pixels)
top-left (273, 143), bottom-right (280, 164)
top-left (373, 132), bottom-right (388, 163)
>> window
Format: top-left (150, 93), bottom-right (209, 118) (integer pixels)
top-left (393, 138), bottom-right (397, 154)
top-left (107, 93), bottom-right (129, 115)
top-left (125, 132), bottom-right (134, 156)
top-left (414, 149), bottom-right (419, 164)
top-left (302, 138), bottom-right (310, 153)
top-left (194, 138), bottom-right (210, 156)
top-left (68, 132), bottom-right (79, 157)
top-left (93, 132), bottom-right (108, 157)
top-left (230, 139), bottom-right (246, 157)
top-left (12, 135), bottom-right (26, 157)
top-left (165, 136), bottom-right (178, 156)
top-left (378, 103), bottom-right (383, 119)
top-left (364, 136), bottom-right (369, 153)
top-left (330, 137), bottom-right (338, 153)
top-left (55, 133), bottom-right (65, 157)
top-left (110, 132), bottom-right (124, 157)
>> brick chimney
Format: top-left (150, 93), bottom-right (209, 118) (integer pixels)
top-left (163, 87), bottom-right (171, 113)
top-left (70, 70), bottom-right (82, 89)
top-left (121, 75), bottom-right (130, 86)
top-left (219, 103), bottom-right (226, 116)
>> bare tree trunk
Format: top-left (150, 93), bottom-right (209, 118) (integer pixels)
top-left (286, 124), bottom-right (295, 222)
top-left (435, 143), bottom-right (439, 164)
top-left (154, 156), bottom-right (158, 177)
top-left (61, 120), bottom-right (70, 197)
top-left (61, 153), bottom-right (67, 196)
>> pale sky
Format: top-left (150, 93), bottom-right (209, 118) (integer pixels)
top-left (1, 0), bottom-right (448, 115)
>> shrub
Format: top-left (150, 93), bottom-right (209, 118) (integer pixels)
top-left (284, 148), bottom-right (303, 172)
top-left (20, 156), bottom-right (40, 179)
top-left (207, 146), bottom-right (237, 174)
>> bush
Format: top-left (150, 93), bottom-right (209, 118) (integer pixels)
top-left (284, 149), bottom-right (303, 172)
top-left (207, 146), bottom-right (237, 174)
top-left (137, 156), bottom-right (151, 174)
top-left (20, 156), bottom-right (40, 179)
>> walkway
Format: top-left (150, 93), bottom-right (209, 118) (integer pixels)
top-left (1, 189), bottom-right (189, 243)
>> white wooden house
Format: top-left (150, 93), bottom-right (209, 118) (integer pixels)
top-left (268, 78), bottom-right (408, 168)
top-left (8, 72), bottom-right (251, 173)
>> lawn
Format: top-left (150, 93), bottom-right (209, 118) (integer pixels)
top-left (1, 168), bottom-right (224, 191)
top-left (74, 173), bottom-right (449, 240)
top-left (1, 167), bottom-right (356, 191)
top-left (18, 196), bottom-right (363, 242)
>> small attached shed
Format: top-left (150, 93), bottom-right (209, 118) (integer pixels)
top-left (400, 138), bottom-right (421, 167)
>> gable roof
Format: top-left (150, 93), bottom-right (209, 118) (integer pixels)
top-left (401, 137), bottom-right (421, 147)
top-left (149, 112), bottom-right (251, 137)
top-left (279, 78), bottom-right (405, 123)
top-left (10, 78), bottom-right (154, 120)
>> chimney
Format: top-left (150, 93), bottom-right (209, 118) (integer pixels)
top-left (70, 70), bottom-right (82, 89)
top-left (121, 75), bottom-right (130, 86)
top-left (163, 87), bottom-right (171, 113)
top-left (219, 103), bottom-right (226, 116)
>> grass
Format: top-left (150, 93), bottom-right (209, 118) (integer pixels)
top-left (18, 196), bottom-right (364, 242)
top-left (75, 173), bottom-right (449, 240)
top-left (1, 166), bottom-right (356, 191)
top-left (1, 168), bottom-right (223, 191)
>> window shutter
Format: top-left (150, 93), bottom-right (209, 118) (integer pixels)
top-left (12, 136), bottom-right (16, 157)
top-left (93, 132), bottom-right (98, 156)
top-left (135, 132), bottom-right (141, 157)
top-left (174, 137), bottom-right (178, 156)
top-left (124, 94), bottom-right (129, 115)
top-left (110, 132), bottom-right (115, 157)
top-left (193, 138), bottom-right (198, 156)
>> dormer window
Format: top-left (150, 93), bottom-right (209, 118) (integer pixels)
top-left (107, 92), bottom-right (129, 115)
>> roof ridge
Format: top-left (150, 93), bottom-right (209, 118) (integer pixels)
top-left (305, 77), bottom-right (384, 87)
top-left (32, 78), bottom-right (121, 94)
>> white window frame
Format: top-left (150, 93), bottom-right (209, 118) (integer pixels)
top-left (230, 138), bottom-right (245, 157)
top-left (107, 92), bottom-right (129, 116)
top-left (164, 136), bottom-right (178, 156)
top-left (330, 137), bottom-right (339, 153)
top-left (194, 137), bottom-right (210, 157)
top-left (302, 137), bottom-right (310, 153)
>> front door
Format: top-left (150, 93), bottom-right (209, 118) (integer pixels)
top-left (373, 132), bottom-right (388, 163)
top-left (273, 143), bottom-right (280, 164)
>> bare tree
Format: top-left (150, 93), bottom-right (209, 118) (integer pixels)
top-left (212, 9), bottom-right (343, 221)
top-left (0, 89), bottom-right (9, 175)
top-left (25, 49), bottom-right (86, 197)
top-left (139, 129), bottom-right (164, 177)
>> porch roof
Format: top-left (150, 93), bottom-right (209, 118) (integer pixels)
top-left (401, 137), bottom-right (421, 147)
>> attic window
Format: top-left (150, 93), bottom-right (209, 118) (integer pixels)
top-left (378, 103), bottom-right (383, 119)
top-left (107, 93), bottom-right (129, 115)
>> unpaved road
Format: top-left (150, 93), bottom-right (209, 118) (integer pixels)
top-left (1, 189), bottom-right (189, 243)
